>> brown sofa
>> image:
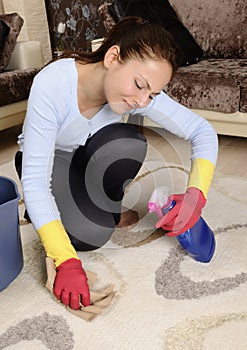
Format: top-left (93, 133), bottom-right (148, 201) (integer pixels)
top-left (97, 0), bottom-right (247, 137)
top-left (32, 0), bottom-right (247, 137)
top-left (0, 12), bottom-right (43, 131)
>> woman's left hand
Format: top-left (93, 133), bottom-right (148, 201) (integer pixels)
top-left (155, 187), bottom-right (206, 236)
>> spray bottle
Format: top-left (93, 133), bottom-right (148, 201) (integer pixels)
top-left (148, 186), bottom-right (215, 263)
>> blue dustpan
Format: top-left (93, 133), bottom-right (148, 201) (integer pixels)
top-left (0, 176), bottom-right (23, 291)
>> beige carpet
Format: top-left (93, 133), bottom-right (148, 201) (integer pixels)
top-left (0, 134), bottom-right (247, 350)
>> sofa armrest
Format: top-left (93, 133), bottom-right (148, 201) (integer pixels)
top-left (5, 41), bottom-right (44, 70)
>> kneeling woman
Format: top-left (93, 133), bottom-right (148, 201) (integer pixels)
top-left (15, 17), bottom-right (218, 310)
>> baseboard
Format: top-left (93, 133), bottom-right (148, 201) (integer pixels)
top-left (192, 109), bottom-right (247, 138)
top-left (0, 101), bottom-right (27, 131)
top-left (141, 109), bottom-right (247, 138)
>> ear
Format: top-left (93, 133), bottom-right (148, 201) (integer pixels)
top-left (104, 45), bottom-right (120, 68)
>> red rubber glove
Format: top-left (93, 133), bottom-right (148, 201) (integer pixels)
top-left (155, 187), bottom-right (206, 236)
top-left (54, 258), bottom-right (90, 310)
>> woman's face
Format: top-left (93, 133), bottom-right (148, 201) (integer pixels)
top-left (103, 47), bottom-right (173, 115)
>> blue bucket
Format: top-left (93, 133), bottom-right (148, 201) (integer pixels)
top-left (0, 176), bottom-right (23, 291)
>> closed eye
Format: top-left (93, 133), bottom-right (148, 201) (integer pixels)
top-left (135, 78), bottom-right (160, 100)
top-left (135, 80), bottom-right (142, 89)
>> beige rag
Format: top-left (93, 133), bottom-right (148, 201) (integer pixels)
top-left (45, 257), bottom-right (116, 321)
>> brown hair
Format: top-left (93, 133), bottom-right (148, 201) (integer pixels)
top-left (59, 16), bottom-right (178, 76)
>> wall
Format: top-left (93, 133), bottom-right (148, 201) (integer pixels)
top-left (2, 0), bottom-right (52, 64)
top-left (44, 0), bottom-right (107, 54)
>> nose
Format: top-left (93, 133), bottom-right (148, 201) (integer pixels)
top-left (135, 90), bottom-right (151, 108)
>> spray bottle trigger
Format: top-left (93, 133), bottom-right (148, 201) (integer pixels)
top-left (162, 200), bottom-right (176, 215)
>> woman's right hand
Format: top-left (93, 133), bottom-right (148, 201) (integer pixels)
top-left (53, 258), bottom-right (90, 309)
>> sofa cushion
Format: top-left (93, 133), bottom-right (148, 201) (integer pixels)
top-left (0, 68), bottom-right (40, 107)
top-left (0, 20), bottom-right (10, 60)
top-left (107, 0), bottom-right (203, 66)
top-left (170, 0), bottom-right (247, 59)
top-left (0, 13), bottom-right (24, 72)
top-left (167, 59), bottom-right (247, 113)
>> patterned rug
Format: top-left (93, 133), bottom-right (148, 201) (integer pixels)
top-left (0, 133), bottom-right (247, 350)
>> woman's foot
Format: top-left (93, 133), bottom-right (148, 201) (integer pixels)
top-left (116, 208), bottom-right (139, 229)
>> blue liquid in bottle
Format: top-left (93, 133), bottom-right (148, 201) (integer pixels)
top-left (163, 201), bottom-right (215, 263)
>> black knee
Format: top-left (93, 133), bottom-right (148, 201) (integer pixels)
top-left (85, 123), bottom-right (147, 159)
top-left (15, 151), bottom-right (23, 180)
top-left (67, 232), bottom-right (100, 251)
top-left (14, 151), bottom-right (31, 223)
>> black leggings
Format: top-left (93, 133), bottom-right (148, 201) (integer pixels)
top-left (15, 123), bottom-right (147, 251)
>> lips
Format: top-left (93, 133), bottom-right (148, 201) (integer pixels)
top-left (123, 100), bottom-right (136, 110)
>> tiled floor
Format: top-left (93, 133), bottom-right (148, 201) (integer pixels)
top-left (0, 124), bottom-right (247, 178)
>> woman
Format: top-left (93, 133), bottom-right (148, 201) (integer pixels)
top-left (15, 17), bottom-right (218, 310)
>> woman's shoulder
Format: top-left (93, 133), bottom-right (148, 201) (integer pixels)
top-left (35, 58), bottom-right (76, 83)
top-left (46, 57), bottom-right (75, 70)
top-left (28, 58), bottom-right (77, 110)
top-left (31, 58), bottom-right (77, 96)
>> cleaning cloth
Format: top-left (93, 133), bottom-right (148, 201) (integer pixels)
top-left (45, 257), bottom-right (116, 321)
